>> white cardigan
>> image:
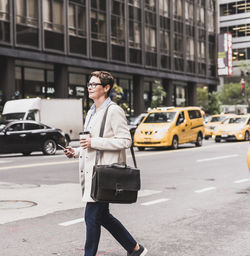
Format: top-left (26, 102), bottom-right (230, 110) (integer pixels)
top-left (75, 102), bottom-right (132, 202)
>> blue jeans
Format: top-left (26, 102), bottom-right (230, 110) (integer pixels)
top-left (84, 202), bottom-right (137, 256)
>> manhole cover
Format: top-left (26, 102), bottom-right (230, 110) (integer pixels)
top-left (0, 200), bottom-right (37, 209)
top-left (0, 183), bottom-right (39, 189)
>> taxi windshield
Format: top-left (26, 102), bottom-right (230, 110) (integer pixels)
top-left (143, 112), bottom-right (176, 123)
top-left (223, 117), bottom-right (247, 124)
top-left (210, 116), bottom-right (227, 122)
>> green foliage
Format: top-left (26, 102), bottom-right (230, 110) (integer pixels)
top-left (218, 83), bottom-right (247, 105)
top-left (196, 87), bottom-right (221, 114)
top-left (197, 87), bottom-right (208, 109)
top-left (207, 92), bottom-right (221, 114)
top-left (111, 83), bottom-right (129, 113)
top-left (151, 82), bottom-right (166, 109)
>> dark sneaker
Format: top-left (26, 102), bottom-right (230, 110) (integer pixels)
top-left (127, 244), bottom-right (148, 256)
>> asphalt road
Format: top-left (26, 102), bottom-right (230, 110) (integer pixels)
top-left (0, 140), bottom-right (249, 256)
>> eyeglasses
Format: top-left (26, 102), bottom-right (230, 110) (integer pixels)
top-left (87, 83), bottom-right (103, 89)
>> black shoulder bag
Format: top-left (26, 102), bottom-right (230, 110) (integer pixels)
top-left (91, 105), bottom-right (141, 204)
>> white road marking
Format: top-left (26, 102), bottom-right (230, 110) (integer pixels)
top-left (234, 179), bottom-right (250, 184)
top-left (141, 198), bottom-right (169, 206)
top-left (196, 154), bottom-right (239, 163)
top-left (59, 217), bottom-right (84, 227)
top-left (0, 160), bottom-right (12, 164)
top-left (0, 160), bottom-right (78, 171)
top-left (138, 190), bottom-right (161, 197)
top-left (195, 187), bottom-right (216, 193)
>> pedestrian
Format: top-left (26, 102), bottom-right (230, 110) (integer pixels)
top-left (64, 71), bottom-right (148, 256)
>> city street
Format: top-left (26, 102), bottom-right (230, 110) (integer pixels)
top-left (0, 140), bottom-right (249, 256)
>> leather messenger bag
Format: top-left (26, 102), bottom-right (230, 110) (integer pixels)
top-left (91, 104), bottom-right (141, 204)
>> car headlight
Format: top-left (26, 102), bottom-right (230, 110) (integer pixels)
top-left (135, 128), bottom-right (141, 134)
top-left (155, 127), bottom-right (170, 137)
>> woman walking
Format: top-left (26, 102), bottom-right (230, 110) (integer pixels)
top-left (64, 71), bottom-right (148, 256)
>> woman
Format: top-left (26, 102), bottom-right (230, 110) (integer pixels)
top-left (64, 71), bottom-right (148, 256)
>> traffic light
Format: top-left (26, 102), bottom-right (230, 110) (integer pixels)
top-left (241, 78), bottom-right (245, 96)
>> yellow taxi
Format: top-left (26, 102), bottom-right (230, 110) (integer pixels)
top-left (204, 114), bottom-right (232, 140)
top-left (134, 107), bottom-right (204, 151)
top-left (212, 115), bottom-right (250, 142)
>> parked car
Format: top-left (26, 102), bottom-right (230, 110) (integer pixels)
top-left (0, 120), bottom-right (67, 155)
top-left (134, 107), bottom-right (204, 151)
top-left (128, 113), bottom-right (147, 141)
top-left (204, 114), bottom-right (233, 140)
top-left (212, 115), bottom-right (250, 142)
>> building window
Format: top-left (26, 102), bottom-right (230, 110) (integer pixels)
top-left (220, 1), bottom-right (250, 16)
top-left (145, 4), bottom-right (157, 67)
top-left (43, 0), bottom-right (65, 51)
top-left (221, 23), bottom-right (250, 38)
top-left (0, 0), bottom-right (10, 43)
top-left (91, 0), bottom-right (107, 59)
top-left (173, 0), bottom-right (182, 20)
top-left (128, 1), bottom-right (142, 64)
top-left (68, 1), bottom-right (86, 55)
top-left (185, 0), bottom-right (194, 24)
top-left (68, 73), bottom-right (86, 98)
top-left (111, 0), bottom-right (125, 62)
top-left (159, 0), bottom-right (169, 17)
top-left (15, 0), bottom-right (39, 47)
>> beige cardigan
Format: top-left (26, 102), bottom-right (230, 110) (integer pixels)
top-left (75, 101), bottom-right (132, 202)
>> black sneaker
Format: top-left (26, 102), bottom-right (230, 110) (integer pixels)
top-left (127, 244), bottom-right (148, 256)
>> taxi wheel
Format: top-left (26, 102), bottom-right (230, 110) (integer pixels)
top-left (138, 147), bottom-right (145, 151)
top-left (215, 138), bottom-right (221, 143)
top-left (42, 139), bottom-right (57, 155)
top-left (22, 152), bottom-right (31, 156)
top-left (245, 131), bottom-right (249, 141)
top-left (195, 133), bottom-right (203, 147)
top-left (172, 136), bottom-right (178, 149)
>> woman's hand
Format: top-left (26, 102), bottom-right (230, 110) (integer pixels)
top-left (80, 138), bottom-right (91, 149)
top-left (64, 146), bottom-right (75, 158)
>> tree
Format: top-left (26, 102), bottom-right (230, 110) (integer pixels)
top-left (110, 83), bottom-right (129, 113)
top-left (207, 92), bottom-right (221, 114)
top-left (150, 82), bottom-right (166, 109)
top-left (197, 87), bottom-right (208, 110)
top-left (218, 82), bottom-right (250, 105)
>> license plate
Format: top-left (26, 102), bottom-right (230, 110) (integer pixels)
top-left (221, 134), bottom-right (228, 137)
top-left (144, 138), bottom-right (151, 142)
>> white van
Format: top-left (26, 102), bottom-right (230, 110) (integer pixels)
top-left (2, 98), bottom-right (83, 141)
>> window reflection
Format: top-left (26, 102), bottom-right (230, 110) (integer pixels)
top-left (91, 0), bottom-right (107, 59)
top-left (0, 0), bottom-right (10, 43)
top-left (68, 1), bottom-right (86, 55)
top-left (16, 0), bottom-right (39, 47)
top-left (43, 0), bottom-right (64, 51)
top-left (111, 0), bottom-right (125, 62)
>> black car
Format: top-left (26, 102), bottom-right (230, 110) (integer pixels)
top-left (0, 120), bottom-right (67, 156)
top-left (128, 113), bottom-right (147, 139)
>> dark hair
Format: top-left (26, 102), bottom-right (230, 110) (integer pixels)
top-left (90, 71), bottom-right (114, 96)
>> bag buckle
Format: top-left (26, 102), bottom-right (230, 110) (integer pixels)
top-left (115, 184), bottom-right (123, 196)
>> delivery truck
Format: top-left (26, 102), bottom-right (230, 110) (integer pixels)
top-left (2, 98), bottom-right (84, 142)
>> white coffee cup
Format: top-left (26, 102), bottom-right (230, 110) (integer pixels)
top-left (79, 131), bottom-right (90, 140)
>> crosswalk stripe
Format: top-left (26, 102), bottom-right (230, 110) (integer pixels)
top-left (59, 218), bottom-right (84, 226)
top-left (141, 198), bottom-right (169, 206)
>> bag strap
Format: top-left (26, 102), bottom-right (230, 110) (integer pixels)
top-left (95, 103), bottom-right (137, 168)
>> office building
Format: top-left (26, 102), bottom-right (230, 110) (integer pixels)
top-left (0, 0), bottom-right (218, 115)
top-left (219, 0), bottom-right (250, 83)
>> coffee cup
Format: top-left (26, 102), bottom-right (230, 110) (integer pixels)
top-left (79, 131), bottom-right (90, 140)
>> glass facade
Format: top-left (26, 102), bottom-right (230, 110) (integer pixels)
top-left (0, 0), bottom-right (217, 76)
top-left (0, 0), bottom-right (218, 113)
top-left (220, 1), bottom-right (250, 16)
top-left (0, 0), bottom-right (10, 43)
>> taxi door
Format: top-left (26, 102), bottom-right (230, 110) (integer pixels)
top-left (175, 111), bottom-right (188, 143)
